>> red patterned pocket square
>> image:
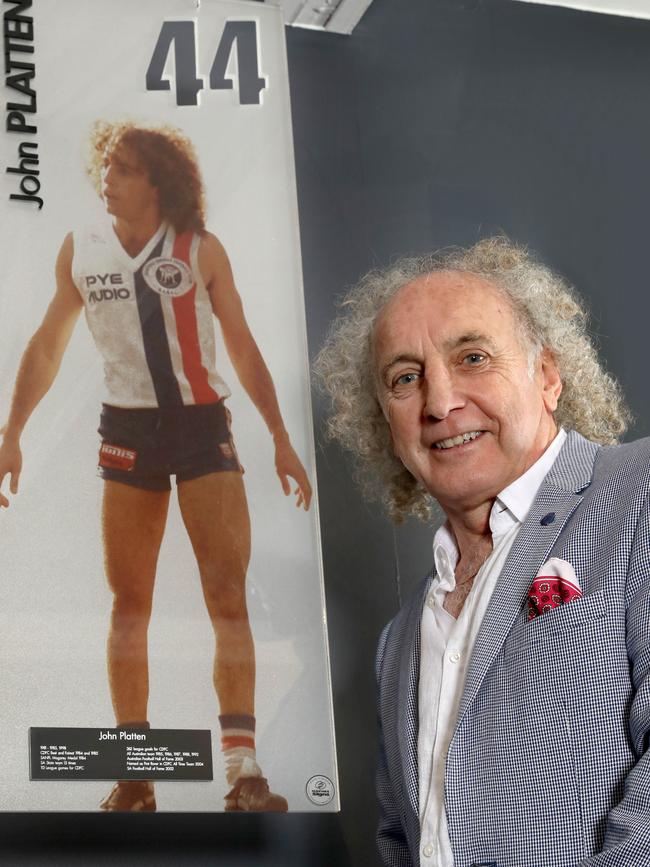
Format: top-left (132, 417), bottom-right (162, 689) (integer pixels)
top-left (527, 558), bottom-right (582, 622)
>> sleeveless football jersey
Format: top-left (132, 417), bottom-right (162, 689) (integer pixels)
top-left (72, 222), bottom-right (231, 408)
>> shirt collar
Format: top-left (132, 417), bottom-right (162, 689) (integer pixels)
top-left (432, 428), bottom-right (567, 575)
top-left (433, 523), bottom-right (459, 587)
top-left (495, 428), bottom-right (567, 525)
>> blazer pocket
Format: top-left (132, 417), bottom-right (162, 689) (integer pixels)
top-left (508, 589), bottom-right (607, 655)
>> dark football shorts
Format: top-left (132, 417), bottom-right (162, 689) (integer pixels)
top-left (97, 402), bottom-right (242, 492)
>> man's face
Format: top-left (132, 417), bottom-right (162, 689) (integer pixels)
top-left (373, 271), bottom-right (562, 516)
top-left (100, 143), bottom-right (159, 222)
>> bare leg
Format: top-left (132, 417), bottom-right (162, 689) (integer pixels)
top-left (177, 471), bottom-right (286, 811)
top-left (102, 480), bottom-right (170, 724)
top-left (177, 471), bottom-right (253, 715)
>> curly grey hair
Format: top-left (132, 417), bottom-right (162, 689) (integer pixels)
top-left (314, 236), bottom-right (631, 523)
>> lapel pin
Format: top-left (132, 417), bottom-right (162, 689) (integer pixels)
top-left (540, 512), bottom-right (556, 526)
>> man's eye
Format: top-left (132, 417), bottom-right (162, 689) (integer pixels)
top-left (394, 372), bottom-right (419, 386)
top-left (463, 353), bottom-right (486, 365)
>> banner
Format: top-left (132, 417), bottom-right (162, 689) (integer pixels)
top-left (0, 0), bottom-right (338, 813)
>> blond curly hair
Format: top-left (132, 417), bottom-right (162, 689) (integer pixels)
top-left (314, 237), bottom-right (631, 523)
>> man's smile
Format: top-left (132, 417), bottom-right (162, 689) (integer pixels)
top-left (431, 430), bottom-right (485, 450)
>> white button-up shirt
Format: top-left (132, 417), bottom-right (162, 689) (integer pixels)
top-left (417, 429), bottom-right (567, 865)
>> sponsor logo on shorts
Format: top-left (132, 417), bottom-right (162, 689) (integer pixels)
top-left (99, 443), bottom-right (137, 472)
top-left (219, 441), bottom-right (234, 460)
top-left (142, 257), bottom-right (193, 297)
top-left (305, 775), bottom-right (335, 806)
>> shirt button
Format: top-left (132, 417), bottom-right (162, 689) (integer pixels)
top-left (427, 595), bottom-right (435, 609)
top-left (422, 843), bottom-right (434, 857)
top-left (449, 651), bottom-right (461, 663)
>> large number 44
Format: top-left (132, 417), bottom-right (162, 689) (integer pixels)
top-left (146, 20), bottom-right (266, 107)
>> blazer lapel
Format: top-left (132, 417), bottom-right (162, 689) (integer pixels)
top-left (455, 431), bottom-right (599, 729)
top-left (399, 574), bottom-right (433, 820)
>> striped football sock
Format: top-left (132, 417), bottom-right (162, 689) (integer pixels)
top-left (219, 713), bottom-right (263, 786)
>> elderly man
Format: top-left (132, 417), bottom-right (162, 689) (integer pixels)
top-left (317, 237), bottom-right (650, 866)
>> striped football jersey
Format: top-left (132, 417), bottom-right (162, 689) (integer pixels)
top-left (72, 221), bottom-right (231, 408)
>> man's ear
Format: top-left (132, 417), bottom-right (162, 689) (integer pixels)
top-left (540, 348), bottom-right (562, 413)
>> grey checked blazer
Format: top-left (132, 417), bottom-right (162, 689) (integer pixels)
top-left (376, 431), bottom-right (650, 867)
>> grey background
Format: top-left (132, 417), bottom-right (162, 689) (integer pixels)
top-left (3, 0), bottom-right (649, 863)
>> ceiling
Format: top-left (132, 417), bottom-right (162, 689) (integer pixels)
top-left (263, 0), bottom-right (374, 33)
top-left (264, 0), bottom-right (650, 35)
top-left (515, 0), bottom-right (650, 19)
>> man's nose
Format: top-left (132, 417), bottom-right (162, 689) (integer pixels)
top-left (422, 368), bottom-right (465, 420)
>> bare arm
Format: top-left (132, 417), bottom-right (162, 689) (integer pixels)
top-left (200, 232), bottom-right (311, 510)
top-left (0, 233), bottom-right (83, 507)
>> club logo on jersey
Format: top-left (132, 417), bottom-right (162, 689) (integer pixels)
top-left (142, 257), bottom-right (193, 297)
